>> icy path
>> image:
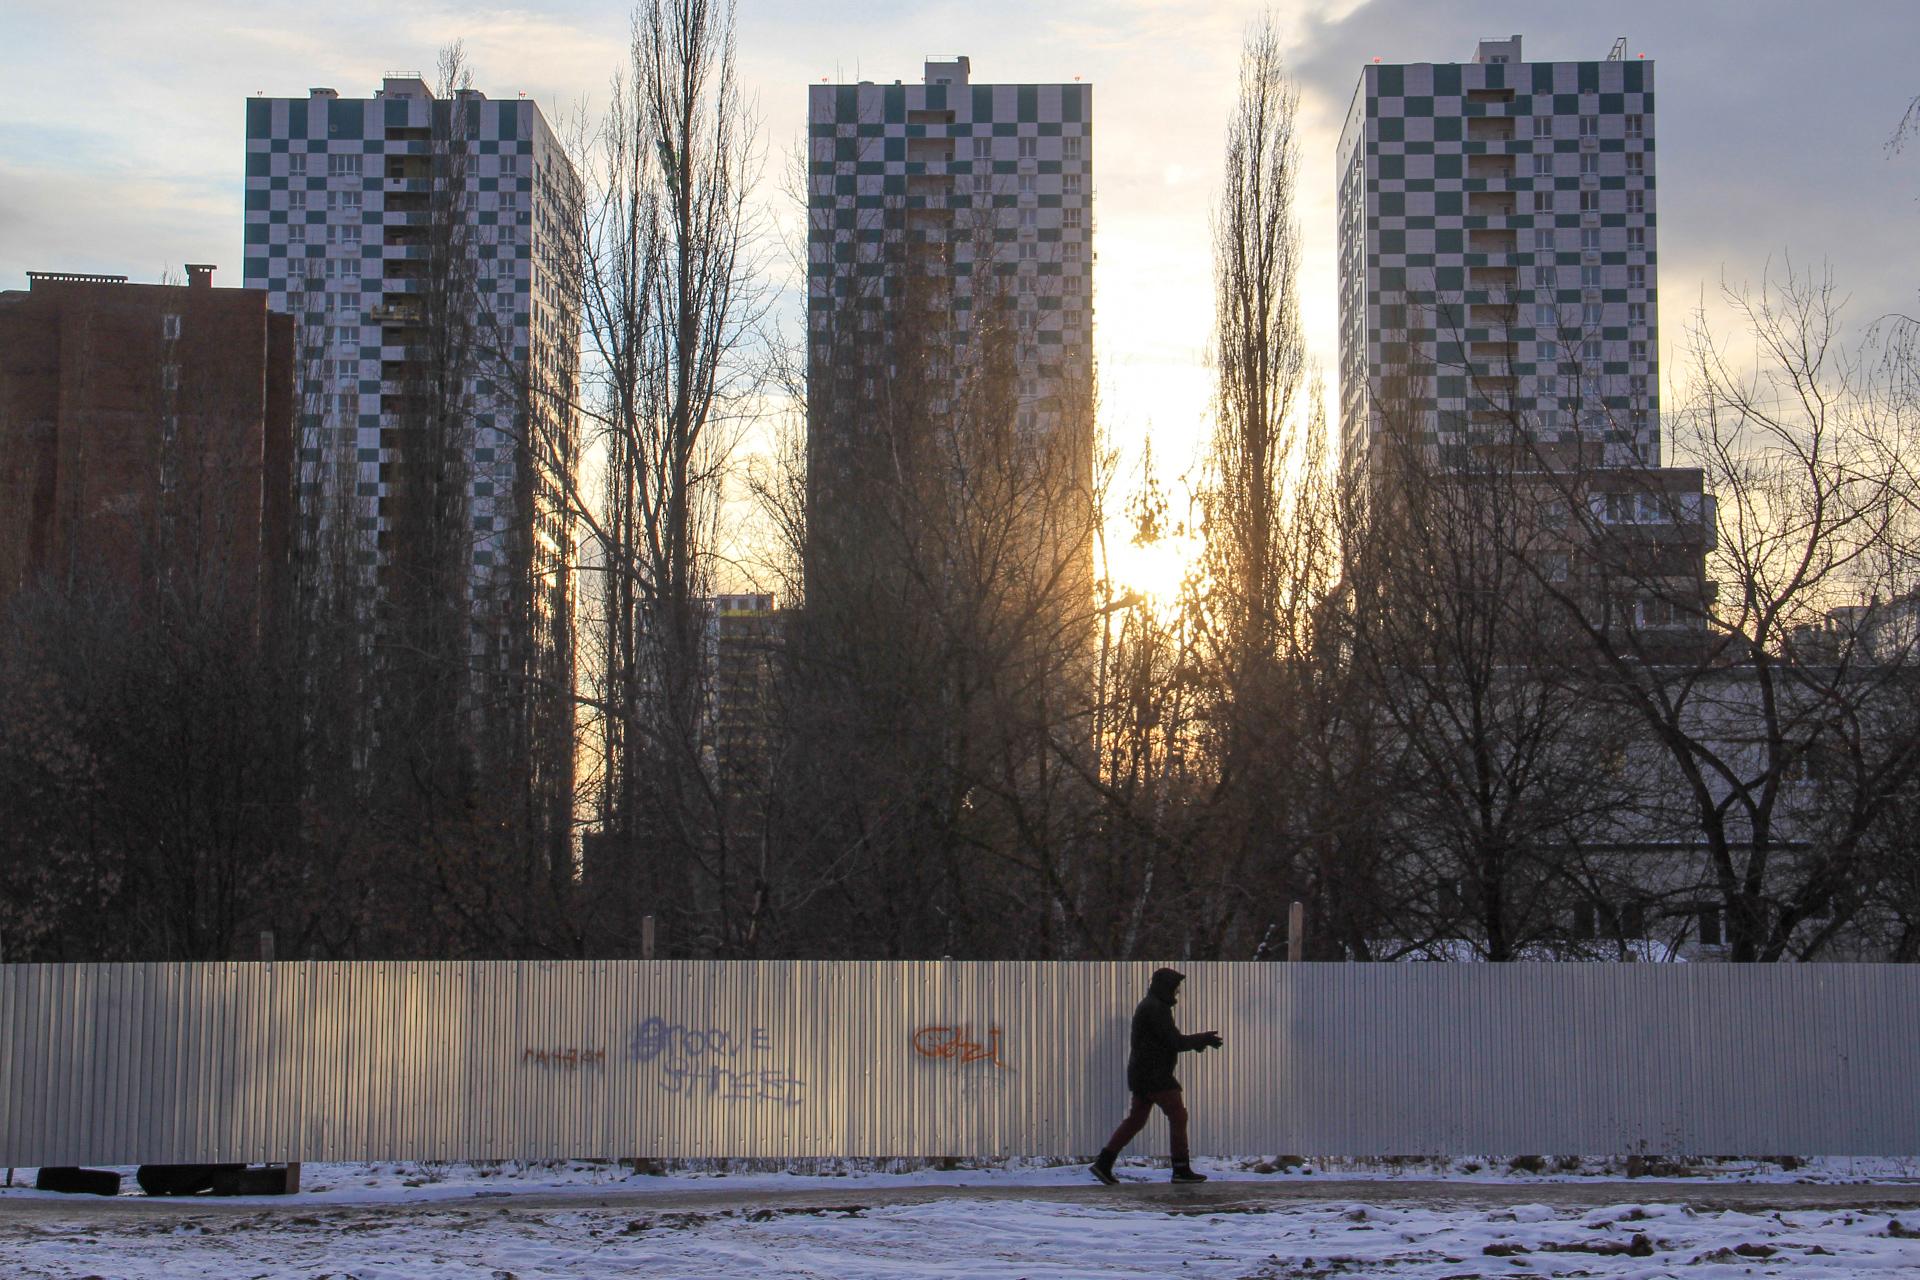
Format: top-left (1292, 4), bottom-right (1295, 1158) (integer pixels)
top-left (5, 1163), bottom-right (1920, 1278)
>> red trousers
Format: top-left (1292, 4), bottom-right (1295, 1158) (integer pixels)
top-left (1105, 1088), bottom-right (1189, 1163)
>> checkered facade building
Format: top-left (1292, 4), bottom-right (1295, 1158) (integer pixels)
top-left (1338, 36), bottom-right (1659, 477)
top-left (241, 77), bottom-right (577, 592)
top-left (805, 57), bottom-right (1093, 441)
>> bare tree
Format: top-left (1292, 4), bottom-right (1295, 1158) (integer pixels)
top-left (1186, 13), bottom-right (1347, 957)
top-left (1541, 269), bottom-right (1920, 959)
top-left (571, 0), bottom-right (768, 955)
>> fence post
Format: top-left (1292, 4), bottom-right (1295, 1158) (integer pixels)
top-left (641, 915), bottom-right (656, 961)
top-left (1287, 901), bottom-right (1305, 963)
top-left (259, 930), bottom-right (298, 1191)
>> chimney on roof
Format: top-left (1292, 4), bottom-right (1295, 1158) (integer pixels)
top-left (185, 264), bottom-right (216, 289)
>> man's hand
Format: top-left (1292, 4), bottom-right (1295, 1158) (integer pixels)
top-left (1202, 1030), bottom-right (1224, 1050)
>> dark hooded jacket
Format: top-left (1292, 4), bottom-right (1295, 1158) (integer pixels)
top-left (1126, 968), bottom-right (1213, 1094)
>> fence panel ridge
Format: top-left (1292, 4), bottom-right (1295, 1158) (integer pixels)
top-left (1, 961), bottom-right (1916, 1165)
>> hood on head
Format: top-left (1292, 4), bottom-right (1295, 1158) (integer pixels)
top-left (1149, 966), bottom-right (1185, 1004)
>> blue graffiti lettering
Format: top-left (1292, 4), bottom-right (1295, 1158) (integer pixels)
top-left (630, 1016), bottom-right (804, 1105)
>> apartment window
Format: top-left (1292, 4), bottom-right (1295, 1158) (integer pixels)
top-left (1018, 137), bottom-right (1037, 159)
top-left (501, 154), bottom-right (519, 175)
top-left (1627, 227), bottom-right (1646, 250)
top-left (328, 189), bottom-right (361, 210)
top-left (327, 153), bottom-right (362, 177)
top-left (1533, 265), bottom-right (1555, 288)
top-left (1629, 340), bottom-right (1648, 363)
top-left (326, 224), bottom-right (361, 246)
top-left (972, 137), bottom-right (991, 160)
top-left (1533, 116), bottom-right (1552, 138)
top-left (1535, 340), bottom-right (1556, 359)
top-left (161, 363), bottom-right (180, 390)
top-left (1626, 190), bottom-right (1645, 215)
top-left (1532, 228), bottom-right (1553, 250)
top-left (1063, 174), bottom-right (1082, 196)
top-left (1019, 241), bottom-right (1038, 260)
top-left (1064, 208), bottom-right (1082, 228)
top-left (1534, 303), bottom-right (1555, 325)
top-left (1019, 174), bottom-right (1035, 195)
top-left (1019, 207), bottom-right (1036, 228)
top-left (1064, 137), bottom-right (1082, 160)
top-left (1579, 152), bottom-right (1599, 176)
top-left (1578, 115), bottom-right (1599, 137)
top-left (1628, 302), bottom-right (1647, 326)
top-left (1579, 191), bottom-right (1600, 212)
top-left (1531, 154), bottom-right (1552, 177)
top-left (1019, 273), bottom-right (1034, 294)
top-left (1581, 265), bottom-right (1601, 288)
top-left (289, 153), bottom-right (307, 175)
top-left (1580, 227), bottom-right (1601, 250)
top-left (290, 190), bottom-right (307, 210)
top-left (1582, 302), bottom-right (1602, 325)
top-left (161, 314), bottom-right (182, 340)
top-left (1625, 114), bottom-right (1644, 139)
top-left (1584, 338), bottom-right (1602, 361)
top-left (289, 224), bottom-right (305, 243)
top-left (1065, 242), bottom-right (1082, 261)
top-left (1065, 275), bottom-right (1082, 294)
top-left (1626, 153), bottom-right (1644, 177)
top-left (1533, 191), bottom-right (1553, 213)
top-left (1630, 374), bottom-right (1648, 396)
top-left (1628, 265), bottom-right (1647, 289)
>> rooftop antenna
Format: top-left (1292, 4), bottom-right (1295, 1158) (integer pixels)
top-left (1607, 37), bottom-right (1627, 61)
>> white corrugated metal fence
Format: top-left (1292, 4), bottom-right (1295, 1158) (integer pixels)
top-left (2, 962), bottom-right (1916, 1164)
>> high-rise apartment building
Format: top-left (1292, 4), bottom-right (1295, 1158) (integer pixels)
top-left (242, 75), bottom-right (580, 850)
top-left (804, 57), bottom-right (1094, 583)
top-left (243, 75), bottom-right (577, 591)
top-left (1337, 36), bottom-right (1658, 477)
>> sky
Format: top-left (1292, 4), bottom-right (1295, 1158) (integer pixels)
top-left (3, 0), bottom-right (1916, 586)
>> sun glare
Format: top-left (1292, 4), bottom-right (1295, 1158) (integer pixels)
top-left (1102, 516), bottom-right (1202, 614)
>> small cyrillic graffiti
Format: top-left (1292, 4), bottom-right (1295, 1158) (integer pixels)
top-left (521, 1046), bottom-right (606, 1071)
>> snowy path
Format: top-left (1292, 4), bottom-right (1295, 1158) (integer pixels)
top-left (6, 1166), bottom-right (1920, 1278)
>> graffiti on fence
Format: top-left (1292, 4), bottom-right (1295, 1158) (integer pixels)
top-left (912, 1024), bottom-right (1011, 1070)
top-left (521, 1046), bottom-right (606, 1071)
top-left (629, 1016), bottom-right (805, 1107)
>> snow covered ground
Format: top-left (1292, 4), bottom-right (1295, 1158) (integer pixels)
top-left (5, 1158), bottom-right (1920, 1278)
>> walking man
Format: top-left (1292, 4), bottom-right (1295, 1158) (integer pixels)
top-left (1091, 967), bottom-right (1223, 1184)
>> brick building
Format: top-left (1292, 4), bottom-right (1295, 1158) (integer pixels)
top-left (0, 267), bottom-right (295, 630)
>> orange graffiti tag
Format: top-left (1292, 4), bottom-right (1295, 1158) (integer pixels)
top-left (911, 1025), bottom-right (1011, 1069)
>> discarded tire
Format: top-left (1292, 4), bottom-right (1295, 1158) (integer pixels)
top-left (209, 1165), bottom-right (296, 1196)
top-left (135, 1164), bottom-right (243, 1196)
top-left (34, 1167), bottom-right (121, 1196)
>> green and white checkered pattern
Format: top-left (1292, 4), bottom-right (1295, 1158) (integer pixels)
top-left (1337, 48), bottom-right (1659, 474)
top-left (241, 80), bottom-right (575, 583)
top-left (805, 63), bottom-right (1093, 435)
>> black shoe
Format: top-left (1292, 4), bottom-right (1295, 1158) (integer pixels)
top-left (1090, 1150), bottom-right (1119, 1185)
top-left (1170, 1165), bottom-right (1207, 1183)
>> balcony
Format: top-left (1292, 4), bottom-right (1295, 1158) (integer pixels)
top-left (1467, 191), bottom-right (1517, 219)
top-left (1467, 154), bottom-right (1516, 181)
top-left (368, 302), bottom-right (423, 326)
